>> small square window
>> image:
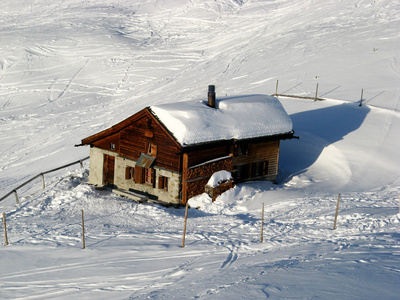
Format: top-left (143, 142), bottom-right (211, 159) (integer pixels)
top-left (236, 144), bottom-right (248, 156)
top-left (158, 176), bottom-right (168, 191)
top-left (147, 143), bottom-right (157, 157)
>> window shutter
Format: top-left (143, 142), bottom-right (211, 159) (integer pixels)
top-left (135, 166), bottom-right (143, 183)
top-left (158, 176), bottom-right (163, 189)
top-left (164, 177), bottom-right (168, 191)
top-left (125, 167), bottom-right (130, 179)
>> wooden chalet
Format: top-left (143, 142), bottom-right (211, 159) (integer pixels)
top-left (78, 86), bottom-right (295, 205)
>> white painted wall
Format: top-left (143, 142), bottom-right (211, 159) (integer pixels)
top-left (88, 147), bottom-right (181, 204)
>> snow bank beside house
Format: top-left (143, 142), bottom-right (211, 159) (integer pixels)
top-left (150, 95), bottom-right (293, 147)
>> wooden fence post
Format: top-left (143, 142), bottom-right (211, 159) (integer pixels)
top-left (3, 212), bottom-right (9, 246)
top-left (82, 210), bottom-right (86, 249)
top-left (359, 89), bottom-right (364, 107)
top-left (14, 190), bottom-right (19, 205)
top-left (275, 80), bottom-right (279, 95)
top-left (182, 201), bottom-right (189, 248)
top-left (314, 83), bottom-right (319, 100)
top-left (260, 203), bottom-right (264, 243)
top-left (333, 193), bottom-right (341, 230)
top-left (41, 173), bottom-right (45, 189)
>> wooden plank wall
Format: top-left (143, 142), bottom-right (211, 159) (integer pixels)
top-left (233, 140), bottom-right (280, 177)
top-left (119, 114), bottom-right (181, 172)
top-left (186, 145), bottom-right (230, 167)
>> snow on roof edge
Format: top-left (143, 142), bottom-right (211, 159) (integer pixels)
top-left (150, 94), bottom-right (293, 147)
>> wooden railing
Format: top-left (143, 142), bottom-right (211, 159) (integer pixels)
top-left (0, 156), bottom-right (89, 204)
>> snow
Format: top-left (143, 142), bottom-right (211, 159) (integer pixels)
top-left (206, 170), bottom-right (233, 188)
top-left (1, 0), bottom-right (400, 299)
top-left (150, 95), bottom-right (293, 146)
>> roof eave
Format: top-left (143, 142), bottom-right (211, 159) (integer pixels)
top-left (179, 130), bottom-right (297, 154)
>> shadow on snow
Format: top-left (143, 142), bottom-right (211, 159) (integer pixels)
top-left (278, 102), bottom-right (370, 182)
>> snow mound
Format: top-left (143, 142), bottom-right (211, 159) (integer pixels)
top-left (206, 170), bottom-right (233, 188)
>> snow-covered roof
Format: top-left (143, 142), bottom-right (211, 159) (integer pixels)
top-left (150, 95), bottom-right (293, 147)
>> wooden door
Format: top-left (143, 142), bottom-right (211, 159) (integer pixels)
top-left (103, 154), bottom-right (115, 185)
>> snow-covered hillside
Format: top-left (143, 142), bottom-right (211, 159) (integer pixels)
top-left (1, 0), bottom-right (399, 299)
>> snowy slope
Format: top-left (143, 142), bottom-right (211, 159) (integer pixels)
top-left (1, 0), bottom-right (400, 299)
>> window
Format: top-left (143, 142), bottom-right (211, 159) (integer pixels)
top-left (158, 176), bottom-right (168, 191)
top-left (260, 161), bottom-right (269, 176)
top-left (145, 168), bottom-right (153, 184)
top-left (236, 164), bottom-right (249, 180)
top-left (236, 144), bottom-right (248, 156)
top-left (147, 143), bottom-right (157, 157)
top-left (250, 161), bottom-right (269, 178)
top-left (134, 166), bottom-right (155, 187)
top-left (125, 166), bottom-right (134, 179)
top-left (110, 143), bottom-right (116, 150)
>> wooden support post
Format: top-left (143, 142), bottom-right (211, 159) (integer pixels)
top-left (260, 203), bottom-right (264, 243)
top-left (41, 173), bottom-right (45, 189)
top-left (81, 210), bottom-right (86, 249)
top-left (275, 79), bottom-right (279, 95)
top-left (181, 153), bottom-right (189, 205)
top-left (359, 89), bottom-right (364, 107)
top-left (14, 190), bottom-right (19, 205)
top-left (80, 160), bottom-right (83, 168)
top-left (3, 212), bottom-right (9, 246)
top-left (182, 201), bottom-right (189, 248)
top-left (314, 83), bottom-right (319, 100)
top-left (333, 193), bottom-right (341, 230)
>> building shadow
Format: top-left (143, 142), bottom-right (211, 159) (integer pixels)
top-left (278, 102), bottom-right (370, 182)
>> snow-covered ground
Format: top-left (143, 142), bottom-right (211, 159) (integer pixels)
top-left (1, 0), bottom-right (399, 299)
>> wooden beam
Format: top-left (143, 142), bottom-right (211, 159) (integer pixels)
top-left (181, 153), bottom-right (189, 205)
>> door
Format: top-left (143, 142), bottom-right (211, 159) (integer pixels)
top-left (103, 154), bottom-right (115, 185)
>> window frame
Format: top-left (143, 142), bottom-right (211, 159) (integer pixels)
top-left (158, 175), bottom-right (168, 191)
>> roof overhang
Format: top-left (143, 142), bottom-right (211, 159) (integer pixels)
top-left (179, 130), bottom-right (297, 154)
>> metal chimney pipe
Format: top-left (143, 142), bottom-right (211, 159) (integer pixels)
top-left (208, 85), bottom-right (216, 108)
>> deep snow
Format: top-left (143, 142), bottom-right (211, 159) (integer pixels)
top-left (1, 0), bottom-right (400, 299)
top-left (150, 94), bottom-right (293, 146)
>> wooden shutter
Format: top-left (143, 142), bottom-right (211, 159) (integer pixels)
top-left (125, 167), bottom-right (131, 179)
top-left (135, 166), bottom-right (143, 183)
top-left (158, 176), bottom-right (164, 189)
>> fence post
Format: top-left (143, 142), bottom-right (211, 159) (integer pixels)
top-left (41, 173), bottom-right (45, 189)
top-left (13, 190), bottom-right (19, 205)
top-left (3, 212), bottom-right (9, 246)
top-left (275, 80), bottom-right (279, 95)
top-left (82, 210), bottom-right (86, 249)
top-left (314, 83), bottom-right (319, 100)
top-left (182, 201), bottom-right (189, 248)
top-left (333, 193), bottom-right (341, 230)
top-left (260, 203), bottom-right (264, 243)
top-left (359, 89), bottom-right (364, 107)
